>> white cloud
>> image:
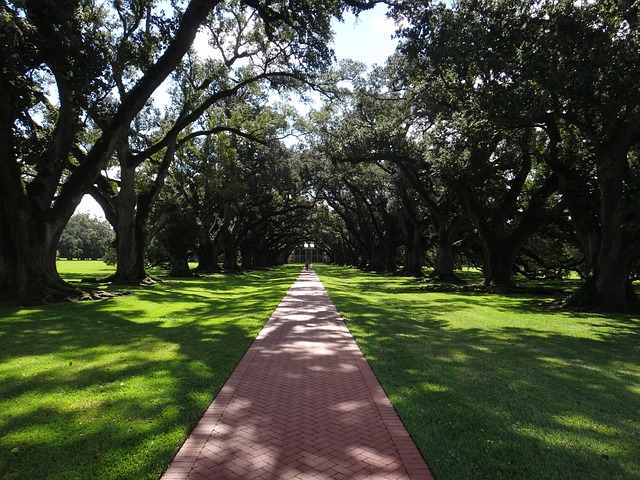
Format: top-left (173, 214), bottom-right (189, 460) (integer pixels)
top-left (76, 194), bottom-right (105, 219)
top-left (331, 5), bottom-right (398, 65)
top-left (370, 16), bottom-right (397, 36)
top-left (193, 29), bottom-right (217, 61)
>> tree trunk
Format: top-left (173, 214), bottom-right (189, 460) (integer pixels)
top-left (168, 252), bottom-right (193, 277)
top-left (112, 216), bottom-right (147, 283)
top-left (403, 226), bottom-right (425, 277)
top-left (110, 159), bottom-right (144, 283)
top-left (218, 204), bottom-right (239, 271)
top-left (459, 151), bottom-right (558, 289)
top-left (567, 262), bottom-right (638, 312)
top-left (241, 245), bottom-right (253, 269)
top-left (432, 222), bottom-right (461, 282)
top-left (0, 211), bottom-right (80, 304)
top-left (433, 239), bottom-right (456, 281)
top-left (194, 237), bottom-right (221, 273)
top-left (0, 79), bottom-right (80, 303)
top-left (567, 145), bottom-right (640, 312)
top-left (383, 228), bottom-right (399, 273)
top-left (593, 147), bottom-right (638, 310)
top-left (109, 137), bottom-right (177, 284)
top-left (398, 212), bottom-right (425, 277)
top-left (369, 246), bottom-right (386, 272)
top-left (589, 253), bottom-right (639, 312)
top-left (223, 247), bottom-right (239, 271)
top-left (0, 95), bottom-right (79, 302)
top-left (221, 227), bottom-right (239, 272)
top-left (251, 250), bottom-right (270, 268)
top-left (481, 238), bottom-right (518, 289)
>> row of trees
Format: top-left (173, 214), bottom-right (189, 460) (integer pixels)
top-left (303, 0), bottom-right (640, 312)
top-left (149, 127), bottom-right (316, 276)
top-left (3, 0), bottom-right (640, 312)
top-left (0, 0), bottom-right (374, 303)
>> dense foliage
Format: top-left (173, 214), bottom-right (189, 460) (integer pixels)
top-left (58, 213), bottom-right (114, 260)
top-left (2, 0), bottom-right (639, 311)
top-left (303, 0), bottom-right (640, 312)
top-left (0, 0), bottom-right (374, 302)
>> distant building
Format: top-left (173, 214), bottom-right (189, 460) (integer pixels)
top-left (288, 242), bottom-right (330, 264)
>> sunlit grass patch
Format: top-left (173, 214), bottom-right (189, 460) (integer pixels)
top-left (0, 263), bottom-right (301, 480)
top-left (56, 259), bottom-right (116, 282)
top-left (316, 265), bottom-right (640, 480)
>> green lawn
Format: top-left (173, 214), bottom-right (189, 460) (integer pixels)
top-left (3, 262), bottom-right (638, 479)
top-left (0, 262), bottom-right (301, 480)
top-left (315, 265), bottom-right (640, 480)
top-left (56, 259), bottom-right (116, 283)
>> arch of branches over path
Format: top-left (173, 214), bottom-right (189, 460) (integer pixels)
top-left (3, 0), bottom-right (640, 314)
top-left (0, 0), bottom-right (379, 304)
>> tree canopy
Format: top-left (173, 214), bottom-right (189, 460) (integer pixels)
top-left (0, 0), bottom-right (376, 302)
top-left (58, 213), bottom-right (114, 260)
top-left (2, 0), bottom-right (639, 312)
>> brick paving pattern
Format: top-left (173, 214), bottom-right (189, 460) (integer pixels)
top-left (162, 269), bottom-right (434, 480)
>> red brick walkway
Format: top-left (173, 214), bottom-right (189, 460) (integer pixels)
top-left (161, 269), bottom-right (434, 480)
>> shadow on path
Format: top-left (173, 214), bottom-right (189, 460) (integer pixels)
top-left (162, 269), bottom-right (433, 480)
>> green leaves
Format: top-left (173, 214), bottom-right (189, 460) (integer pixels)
top-left (58, 213), bottom-right (115, 260)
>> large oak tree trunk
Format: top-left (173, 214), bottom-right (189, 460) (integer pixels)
top-left (168, 252), bottom-right (193, 277)
top-left (398, 204), bottom-right (426, 277)
top-left (110, 160), bottom-right (148, 283)
top-left (112, 220), bottom-right (148, 283)
top-left (368, 245), bottom-right (386, 272)
top-left (0, 212), bottom-right (79, 304)
top-left (396, 161), bottom-right (461, 279)
top-left (194, 237), bottom-right (221, 273)
top-left (434, 239), bottom-right (456, 282)
top-left (0, 81), bottom-right (80, 303)
top-left (568, 261), bottom-right (637, 312)
top-left (592, 148), bottom-right (639, 311)
top-left (241, 244), bottom-right (254, 269)
top-left (432, 222), bottom-right (462, 282)
top-left (223, 247), bottom-right (239, 271)
top-left (403, 226), bottom-right (425, 277)
top-left (221, 228), bottom-right (239, 272)
top-left (481, 239), bottom-right (518, 288)
top-left (108, 134), bottom-right (176, 284)
top-left (567, 147), bottom-right (640, 312)
top-left (218, 204), bottom-right (239, 271)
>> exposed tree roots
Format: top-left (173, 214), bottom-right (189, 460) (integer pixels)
top-left (102, 274), bottom-right (163, 286)
top-left (417, 281), bottom-right (569, 296)
top-left (0, 281), bottom-right (130, 306)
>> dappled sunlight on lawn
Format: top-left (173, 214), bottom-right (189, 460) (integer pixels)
top-left (0, 265), bottom-right (301, 480)
top-left (315, 265), bottom-right (640, 480)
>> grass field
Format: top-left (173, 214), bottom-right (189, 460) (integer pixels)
top-left (3, 261), bottom-right (638, 479)
top-left (0, 262), bottom-right (301, 480)
top-left (315, 265), bottom-right (640, 480)
top-left (56, 259), bottom-right (116, 283)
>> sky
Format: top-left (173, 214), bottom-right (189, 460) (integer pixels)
top-left (75, 5), bottom-right (398, 218)
top-left (331, 5), bottom-right (398, 65)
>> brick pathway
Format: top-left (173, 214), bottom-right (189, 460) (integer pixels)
top-left (161, 269), bottom-right (434, 480)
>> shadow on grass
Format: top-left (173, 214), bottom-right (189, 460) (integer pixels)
top-left (0, 266), bottom-right (300, 480)
top-left (316, 265), bottom-right (640, 480)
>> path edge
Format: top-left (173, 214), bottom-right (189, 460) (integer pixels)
top-left (320, 279), bottom-right (436, 480)
top-left (160, 278), bottom-right (299, 479)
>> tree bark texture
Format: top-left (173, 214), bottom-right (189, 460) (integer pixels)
top-left (568, 145), bottom-right (640, 311)
top-left (169, 253), bottom-right (193, 277)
